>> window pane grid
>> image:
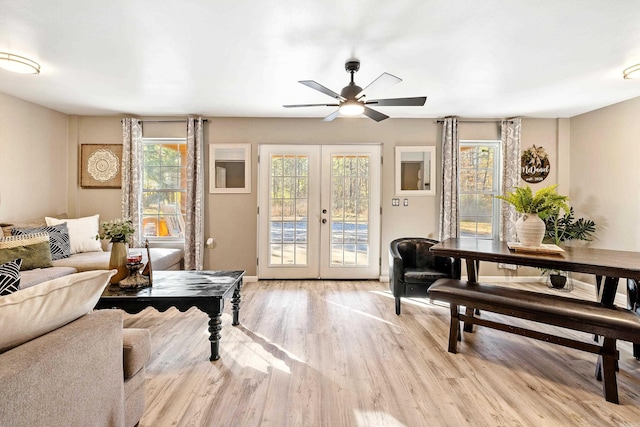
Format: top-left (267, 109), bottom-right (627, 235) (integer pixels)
top-left (331, 155), bottom-right (369, 266)
top-left (459, 142), bottom-right (500, 240)
top-left (269, 155), bottom-right (308, 266)
top-left (141, 139), bottom-right (187, 238)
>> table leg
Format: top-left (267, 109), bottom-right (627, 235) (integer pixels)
top-left (207, 311), bottom-right (223, 361)
top-left (463, 258), bottom-right (479, 333)
top-left (232, 279), bottom-right (242, 326)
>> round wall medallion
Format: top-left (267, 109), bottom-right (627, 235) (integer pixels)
top-left (87, 149), bottom-right (119, 182)
top-left (521, 145), bottom-right (550, 183)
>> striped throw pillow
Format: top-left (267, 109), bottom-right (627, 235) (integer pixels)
top-left (12, 223), bottom-right (72, 261)
top-left (0, 258), bottom-right (22, 295)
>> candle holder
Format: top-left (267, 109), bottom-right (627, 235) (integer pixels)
top-left (118, 251), bottom-right (150, 289)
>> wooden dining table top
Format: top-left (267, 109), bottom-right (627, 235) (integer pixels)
top-left (430, 238), bottom-right (640, 281)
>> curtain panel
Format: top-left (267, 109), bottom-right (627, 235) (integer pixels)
top-left (121, 118), bottom-right (143, 247)
top-left (438, 117), bottom-right (459, 241)
top-left (184, 117), bottom-right (205, 270)
top-left (500, 118), bottom-right (522, 243)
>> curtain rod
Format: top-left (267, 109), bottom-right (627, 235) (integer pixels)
top-left (121, 119), bottom-right (209, 123)
top-left (142, 119), bottom-right (209, 123)
top-left (436, 119), bottom-right (513, 124)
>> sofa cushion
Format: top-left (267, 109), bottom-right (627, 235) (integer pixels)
top-left (19, 266), bottom-right (79, 289)
top-left (52, 248), bottom-right (182, 271)
top-left (11, 223), bottom-right (72, 261)
top-left (46, 215), bottom-right (102, 254)
top-left (0, 269), bottom-right (114, 353)
top-left (0, 232), bottom-right (53, 270)
top-left (122, 328), bottom-right (151, 379)
top-left (0, 259), bottom-right (22, 296)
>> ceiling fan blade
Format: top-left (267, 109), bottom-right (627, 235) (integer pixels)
top-left (365, 96), bottom-right (427, 107)
top-left (356, 72), bottom-right (402, 99)
top-left (322, 110), bottom-right (340, 122)
top-left (283, 103), bottom-right (339, 108)
top-left (299, 80), bottom-right (345, 101)
top-left (363, 106), bottom-right (389, 122)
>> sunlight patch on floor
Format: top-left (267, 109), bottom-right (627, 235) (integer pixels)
top-left (229, 329), bottom-right (306, 375)
top-left (325, 299), bottom-right (398, 326)
top-left (354, 410), bottom-right (407, 427)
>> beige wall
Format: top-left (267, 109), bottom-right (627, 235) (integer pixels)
top-left (570, 96), bottom-right (640, 252)
top-left (0, 93), bottom-right (68, 223)
top-left (69, 116), bottom-right (562, 278)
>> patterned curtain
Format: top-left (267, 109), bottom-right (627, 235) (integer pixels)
top-left (184, 117), bottom-right (205, 270)
top-left (500, 118), bottom-right (522, 242)
top-left (439, 117), bottom-right (459, 241)
top-left (121, 118), bottom-right (143, 247)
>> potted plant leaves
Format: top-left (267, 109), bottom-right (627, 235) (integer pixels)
top-left (496, 185), bottom-right (569, 247)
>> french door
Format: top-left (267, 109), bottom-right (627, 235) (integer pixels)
top-left (258, 144), bottom-right (381, 279)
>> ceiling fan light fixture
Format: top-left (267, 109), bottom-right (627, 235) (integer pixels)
top-left (0, 52), bottom-right (40, 74)
top-left (339, 101), bottom-right (364, 116)
top-left (623, 64), bottom-right (640, 79)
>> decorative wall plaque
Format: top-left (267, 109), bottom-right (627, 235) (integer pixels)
top-left (521, 145), bottom-right (550, 183)
top-left (80, 144), bottom-right (123, 188)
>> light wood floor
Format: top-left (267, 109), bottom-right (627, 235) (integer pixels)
top-left (122, 280), bottom-right (640, 427)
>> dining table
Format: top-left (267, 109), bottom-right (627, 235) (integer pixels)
top-left (429, 238), bottom-right (640, 357)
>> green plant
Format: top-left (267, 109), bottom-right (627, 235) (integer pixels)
top-left (543, 207), bottom-right (596, 245)
top-left (98, 218), bottom-right (135, 243)
top-left (496, 184), bottom-right (569, 219)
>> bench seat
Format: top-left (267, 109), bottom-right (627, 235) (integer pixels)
top-left (428, 278), bottom-right (640, 404)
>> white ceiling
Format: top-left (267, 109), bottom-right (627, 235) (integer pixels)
top-left (1, 0), bottom-right (640, 119)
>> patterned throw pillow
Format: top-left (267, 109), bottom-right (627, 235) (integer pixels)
top-left (12, 223), bottom-right (72, 261)
top-left (0, 232), bottom-right (53, 270)
top-left (0, 258), bottom-right (22, 295)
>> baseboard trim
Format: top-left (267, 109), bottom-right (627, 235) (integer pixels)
top-left (244, 275), bottom-right (258, 283)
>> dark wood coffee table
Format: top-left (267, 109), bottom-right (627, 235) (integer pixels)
top-left (95, 270), bottom-right (245, 361)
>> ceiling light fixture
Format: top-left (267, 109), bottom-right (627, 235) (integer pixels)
top-left (0, 52), bottom-right (40, 74)
top-left (623, 64), bottom-right (640, 79)
top-left (339, 100), bottom-right (365, 116)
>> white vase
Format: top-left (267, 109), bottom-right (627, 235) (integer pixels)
top-left (515, 214), bottom-right (545, 247)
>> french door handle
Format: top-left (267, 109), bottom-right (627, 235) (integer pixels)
top-left (322, 209), bottom-right (327, 214)
top-left (322, 219), bottom-right (327, 224)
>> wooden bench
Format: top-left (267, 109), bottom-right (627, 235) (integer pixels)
top-left (428, 278), bottom-right (640, 404)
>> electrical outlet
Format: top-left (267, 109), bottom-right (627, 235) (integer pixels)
top-left (403, 198), bottom-right (409, 206)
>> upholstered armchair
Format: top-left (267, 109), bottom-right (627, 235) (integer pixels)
top-left (389, 237), bottom-right (461, 315)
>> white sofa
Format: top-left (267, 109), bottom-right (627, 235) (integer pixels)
top-left (1, 216), bottom-right (183, 288)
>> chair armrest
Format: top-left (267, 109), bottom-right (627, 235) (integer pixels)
top-left (389, 243), bottom-right (405, 286)
top-left (434, 256), bottom-right (462, 279)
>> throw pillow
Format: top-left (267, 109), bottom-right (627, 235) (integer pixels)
top-left (0, 232), bottom-right (53, 270)
top-left (11, 223), bottom-right (72, 261)
top-left (0, 269), bottom-right (114, 353)
top-left (45, 214), bottom-right (102, 254)
top-left (0, 259), bottom-right (22, 296)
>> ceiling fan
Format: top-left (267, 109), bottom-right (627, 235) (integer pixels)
top-left (283, 59), bottom-right (427, 122)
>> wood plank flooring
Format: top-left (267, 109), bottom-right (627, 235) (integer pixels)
top-left (122, 280), bottom-right (640, 427)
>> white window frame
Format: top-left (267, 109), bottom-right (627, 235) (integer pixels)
top-left (459, 140), bottom-right (502, 240)
top-left (141, 137), bottom-right (187, 243)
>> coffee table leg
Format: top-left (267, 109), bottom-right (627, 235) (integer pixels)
top-left (208, 311), bottom-right (222, 361)
top-left (232, 280), bottom-right (242, 326)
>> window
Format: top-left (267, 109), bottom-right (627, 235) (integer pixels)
top-left (141, 138), bottom-right (187, 239)
top-left (459, 140), bottom-right (501, 239)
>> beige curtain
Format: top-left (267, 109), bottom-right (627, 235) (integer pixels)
top-left (121, 118), bottom-right (143, 247)
top-left (500, 118), bottom-right (522, 242)
top-left (439, 117), bottom-right (459, 241)
top-left (184, 117), bottom-right (205, 270)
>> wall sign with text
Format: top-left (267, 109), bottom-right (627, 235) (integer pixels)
top-left (521, 145), bottom-right (550, 183)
